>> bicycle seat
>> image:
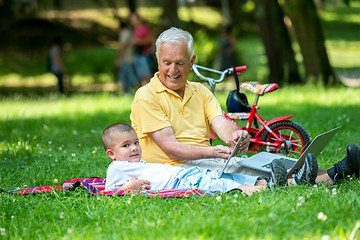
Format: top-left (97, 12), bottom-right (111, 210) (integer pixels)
top-left (240, 83), bottom-right (279, 95)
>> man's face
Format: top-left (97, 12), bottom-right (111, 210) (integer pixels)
top-left (106, 130), bottom-right (142, 162)
top-left (156, 41), bottom-right (196, 97)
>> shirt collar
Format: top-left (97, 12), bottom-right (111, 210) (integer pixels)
top-left (150, 72), bottom-right (195, 99)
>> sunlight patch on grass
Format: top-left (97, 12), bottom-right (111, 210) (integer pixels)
top-left (70, 74), bottom-right (96, 85)
top-left (256, 85), bottom-right (360, 106)
top-left (0, 94), bottom-right (133, 120)
top-left (138, 7), bottom-right (162, 25)
top-left (320, 2), bottom-right (360, 24)
top-left (0, 73), bottom-right (117, 89)
top-left (179, 6), bottom-right (223, 28)
top-left (40, 8), bottom-right (131, 29)
top-left (71, 73), bottom-right (114, 85)
top-left (0, 74), bottom-right (56, 87)
top-left (327, 40), bottom-right (360, 68)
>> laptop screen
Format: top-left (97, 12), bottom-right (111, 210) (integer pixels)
top-left (217, 132), bottom-right (244, 178)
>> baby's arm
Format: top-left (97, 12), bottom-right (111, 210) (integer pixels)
top-left (118, 177), bottom-right (150, 190)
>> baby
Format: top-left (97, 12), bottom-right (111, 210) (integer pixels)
top-left (102, 123), bottom-right (289, 195)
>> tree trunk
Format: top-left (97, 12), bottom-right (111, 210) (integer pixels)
top-left (221, 0), bottom-right (231, 25)
top-left (229, 0), bottom-right (243, 34)
top-left (127, 0), bottom-right (136, 14)
top-left (284, 0), bottom-right (336, 85)
top-left (161, 0), bottom-right (179, 28)
top-left (0, 0), bottom-right (15, 25)
top-left (254, 0), bottom-right (301, 85)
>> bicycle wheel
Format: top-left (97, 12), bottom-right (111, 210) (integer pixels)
top-left (260, 121), bottom-right (310, 156)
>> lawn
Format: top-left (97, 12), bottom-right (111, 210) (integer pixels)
top-left (1, 85), bottom-right (360, 239)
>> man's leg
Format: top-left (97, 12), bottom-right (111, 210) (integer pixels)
top-left (179, 157), bottom-right (270, 178)
top-left (56, 73), bottom-right (64, 94)
top-left (322, 144), bottom-right (360, 184)
top-left (303, 144), bottom-right (360, 186)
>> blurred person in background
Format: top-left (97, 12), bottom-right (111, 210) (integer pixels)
top-left (114, 21), bottom-right (139, 94)
top-left (130, 12), bottom-right (154, 85)
top-left (48, 36), bottom-right (67, 94)
top-left (218, 25), bottom-right (238, 70)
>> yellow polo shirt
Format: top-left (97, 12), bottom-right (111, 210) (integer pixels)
top-left (130, 73), bottom-right (223, 166)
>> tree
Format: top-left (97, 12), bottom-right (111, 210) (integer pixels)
top-left (254, 0), bottom-right (301, 85)
top-left (0, 0), bottom-right (15, 26)
top-left (127, 0), bottom-right (137, 13)
top-left (284, 0), bottom-right (336, 85)
top-left (221, 0), bottom-right (231, 25)
top-left (229, 0), bottom-right (244, 34)
top-left (161, 0), bottom-right (179, 28)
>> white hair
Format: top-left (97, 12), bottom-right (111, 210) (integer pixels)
top-left (155, 27), bottom-right (194, 60)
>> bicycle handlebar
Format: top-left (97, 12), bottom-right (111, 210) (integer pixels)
top-left (233, 66), bottom-right (247, 72)
top-left (192, 64), bottom-right (247, 87)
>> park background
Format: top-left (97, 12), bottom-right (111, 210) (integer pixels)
top-left (1, 0), bottom-right (360, 239)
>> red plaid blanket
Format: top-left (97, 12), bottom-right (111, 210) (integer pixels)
top-left (7, 178), bottom-right (215, 197)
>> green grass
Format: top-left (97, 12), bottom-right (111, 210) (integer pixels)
top-left (1, 86), bottom-right (360, 239)
top-left (320, 2), bottom-right (360, 75)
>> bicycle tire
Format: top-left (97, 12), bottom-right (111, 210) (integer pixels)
top-left (260, 121), bottom-right (310, 156)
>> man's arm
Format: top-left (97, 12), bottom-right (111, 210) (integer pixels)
top-left (211, 115), bottom-right (250, 153)
top-left (149, 126), bottom-right (234, 160)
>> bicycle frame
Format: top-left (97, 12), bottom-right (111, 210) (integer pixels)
top-left (192, 64), bottom-right (302, 154)
top-left (223, 101), bottom-right (294, 152)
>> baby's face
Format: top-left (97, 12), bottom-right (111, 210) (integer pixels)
top-left (109, 130), bottom-right (142, 162)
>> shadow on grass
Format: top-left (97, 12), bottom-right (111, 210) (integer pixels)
top-left (323, 19), bottom-right (360, 42)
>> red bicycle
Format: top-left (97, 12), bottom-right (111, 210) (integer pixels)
top-left (192, 64), bottom-right (310, 157)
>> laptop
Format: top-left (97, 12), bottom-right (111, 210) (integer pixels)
top-left (237, 126), bottom-right (341, 177)
top-left (217, 131), bottom-right (244, 178)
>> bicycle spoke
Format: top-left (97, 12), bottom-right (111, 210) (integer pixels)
top-left (267, 128), bottom-right (304, 155)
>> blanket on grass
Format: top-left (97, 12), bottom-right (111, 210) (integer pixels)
top-left (7, 178), bottom-right (215, 197)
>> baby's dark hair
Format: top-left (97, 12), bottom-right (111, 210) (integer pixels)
top-left (102, 123), bottom-right (135, 150)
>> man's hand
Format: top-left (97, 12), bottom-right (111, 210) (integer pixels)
top-left (212, 116), bottom-right (250, 155)
top-left (226, 130), bottom-right (250, 154)
top-left (212, 130), bottom-right (250, 159)
top-left (212, 145), bottom-right (232, 159)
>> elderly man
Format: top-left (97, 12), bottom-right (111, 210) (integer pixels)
top-left (130, 27), bottom-right (254, 174)
top-left (130, 27), bottom-right (360, 185)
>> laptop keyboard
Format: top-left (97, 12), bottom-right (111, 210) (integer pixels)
top-left (262, 158), bottom-right (295, 170)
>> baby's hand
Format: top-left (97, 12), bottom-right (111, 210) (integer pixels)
top-left (127, 177), bottom-right (150, 190)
